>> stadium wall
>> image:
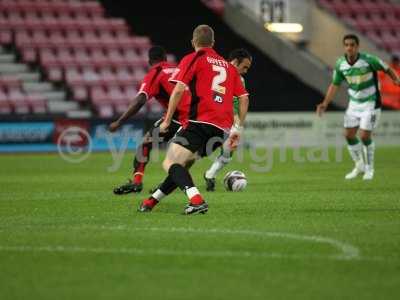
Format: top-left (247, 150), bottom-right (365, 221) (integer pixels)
top-left (245, 111), bottom-right (400, 147)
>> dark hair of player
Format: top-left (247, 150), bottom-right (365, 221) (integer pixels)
top-left (228, 48), bottom-right (252, 64)
top-left (343, 34), bottom-right (359, 45)
top-left (148, 46), bottom-right (167, 65)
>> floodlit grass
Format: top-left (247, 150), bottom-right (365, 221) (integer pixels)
top-left (1, 148), bottom-right (399, 300)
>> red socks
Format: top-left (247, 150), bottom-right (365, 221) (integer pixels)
top-left (190, 194), bottom-right (204, 205)
top-left (143, 197), bottom-right (158, 208)
top-left (133, 172), bottom-right (143, 185)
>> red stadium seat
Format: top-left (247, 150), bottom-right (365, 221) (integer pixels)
top-left (0, 89), bottom-right (12, 113)
top-left (57, 49), bottom-right (76, 66)
top-left (90, 86), bottom-right (107, 103)
top-left (114, 102), bottom-right (129, 115)
top-left (23, 47), bottom-right (38, 63)
top-left (81, 1), bottom-right (104, 19)
top-left (27, 93), bottom-right (47, 114)
top-left (95, 102), bottom-right (114, 118)
top-left (0, 30), bottom-right (12, 45)
top-left (380, 32), bottom-right (400, 52)
top-left (71, 83), bottom-right (89, 102)
top-left (355, 16), bottom-right (376, 33)
top-left (319, 0), bottom-right (400, 58)
top-left (364, 30), bottom-right (383, 46)
top-left (39, 48), bottom-right (57, 65)
top-left (89, 48), bottom-right (108, 67)
top-left (0, 0), bottom-right (154, 115)
top-left (386, 15), bottom-right (400, 30)
top-left (8, 90), bottom-right (30, 114)
top-left (0, 75), bottom-right (21, 89)
top-left (116, 69), bottom-right (135, 86)
top-left (65, 68), bottom-right (83, 85)
top-left (108, 86), bottom-right (126, 102)
top-left (369, 14), bottom-right (392, 31)
top-left (46, 64), bottom-right (64, 82)
top-left (108, 18), bottom-right (128, 32)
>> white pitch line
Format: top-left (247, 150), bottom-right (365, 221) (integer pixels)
top-left (142, 227), bottom-right (360, 260)
top-left (0, 245), bottom-right (352, 261)
top-left (0, 225), bottom-right (361, 261)
top-left (0, 245), bottom-right (395, 262)
top-left (61, 225), bottom-right (359, 260)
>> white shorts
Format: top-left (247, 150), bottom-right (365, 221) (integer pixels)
top-left (344, 107), bottom-right (381, 131)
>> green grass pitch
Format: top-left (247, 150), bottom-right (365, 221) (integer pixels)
top-left (1, 147), bottom-right (400, 300)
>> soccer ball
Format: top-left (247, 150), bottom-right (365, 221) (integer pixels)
top-left (223, 170), bottom-right (247, 192)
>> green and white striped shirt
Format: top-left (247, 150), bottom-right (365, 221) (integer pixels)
top-left (332, 52), bottom-right (389, 107)
top-left (233, 76), bottom-right (245, 115)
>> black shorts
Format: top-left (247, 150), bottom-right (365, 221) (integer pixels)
top-left (172, 122), bottom-right (227, 157)
top-left (148, 118), bottom-right (181, 143)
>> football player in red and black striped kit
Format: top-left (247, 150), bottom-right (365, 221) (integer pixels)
top-left (138, 25), bottom-right (249, 215)
top-left (109, 46), bottom-right (189, 194)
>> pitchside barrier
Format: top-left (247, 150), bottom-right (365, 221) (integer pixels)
top-left (1, 112), bottom-right (399, 153)
top-left (244, 112), bottom-right (400, 147)
top-left (0, 118), bottom-right (145, 153)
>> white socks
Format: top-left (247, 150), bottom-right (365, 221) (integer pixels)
top-left (151, 189), bottom-right (166, 201)
top-left (205, 150), bottom-right (232, 179)
top-left (185, 187), bottom-right (200, 199)
top-left (363, 141), bottom-right (375, 170)
top-left (347, 142), bottom-right (363, 164)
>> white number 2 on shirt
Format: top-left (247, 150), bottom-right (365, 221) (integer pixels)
top-left (211, 65), bottom-right (227, 99)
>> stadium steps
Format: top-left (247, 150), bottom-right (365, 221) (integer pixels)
top-left (0, 62), bottom-right (29, 74)
top-left (23, 81), bottom-right (53, 93)
top-left (0, 46), bottom-right (82, 115)
top-left (42, 91), bottom-right (68, 102)
top-left (14, 72), bottom-right (40, 82)
top-left (47, 100), bottom-right (79, 114)
top-left (0, 53), bottom-right (14, 63)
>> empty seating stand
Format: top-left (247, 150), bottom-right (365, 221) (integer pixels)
top-left (317, 0), bottom-right (400, 109)
top-left (318, 0), bottom-right (400, 55)
top-left (0, 75), bottom-right (47, 115)
top-left (201, 0), bottom-right (225, 16)
top-left (0, 0), bottom-right (165, 118)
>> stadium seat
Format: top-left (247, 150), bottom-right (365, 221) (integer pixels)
top-left (8, 90), bottom-right (30, 114)
top-left (95, 102), bottom-right (114, 118)
top-left (380, 33), bottom-right (400, 52)
top-left (27, 93), bottom-right (47, 114)
top-left (0, 100), bottom-right (13, 114)
top-left (0, 87), bottom-right (13, 114)
top-left (0, 0), bottom-right (163, 116)
top-left (364, 30), bottom-right (383, 46)
top-left (369, 14), bottom-right (392, 32)
top-left (318, 0), bottom-right (400, 64)
top-left (354, 16), bottom-right (376, 33)
top-left (201, 0), bottom-right (225, 16)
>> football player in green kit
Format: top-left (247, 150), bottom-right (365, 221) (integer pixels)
top-left (204, 48), bottom-right (252, 191)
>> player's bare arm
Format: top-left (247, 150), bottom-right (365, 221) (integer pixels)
top-left (317, 84), bottom-right (340, 117)
top-left (237, 95), bottom-right (249, 127)
top-left (160, 81), bottom-right (186, 132)
top-left (108, 93), bottom-right (147, 132)
top-left (228, 95), bottom-right (249, 150)
top-left (386, 67), bottom-right (400, 86)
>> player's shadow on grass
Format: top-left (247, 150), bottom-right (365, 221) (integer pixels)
top-left (292, 208), bottom-right (400, 213)
top-left (128, 200), bottom-right (192, 215)
top-left (248, 182), bottom-right (400, 193)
